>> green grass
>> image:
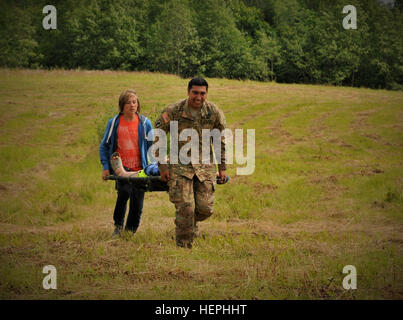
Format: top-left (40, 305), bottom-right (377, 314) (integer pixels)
top-left (0, 69), bottom-right (402, 299)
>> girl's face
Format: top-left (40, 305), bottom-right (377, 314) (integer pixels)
top-left (123, 94), bottom-right (138, 116)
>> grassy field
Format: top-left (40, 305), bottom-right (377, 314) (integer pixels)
top-left (0, 69), bottom-right (402, 299)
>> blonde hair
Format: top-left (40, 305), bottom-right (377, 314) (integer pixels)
top-left (118, 89), bottom-right (140, 113)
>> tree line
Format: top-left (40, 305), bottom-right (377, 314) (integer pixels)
top-left (0, 0), bottom-right (402, 90)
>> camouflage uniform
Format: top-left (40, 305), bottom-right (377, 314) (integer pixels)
top-left (154, 99), bottom-right (226, 247)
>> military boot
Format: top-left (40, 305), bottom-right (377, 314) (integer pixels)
top-left (193, 220), bottom-right (200, 238)
top-left (176, 233), bottom-right (193, 248)
top-left (177, 239), bottom-right (192, 249)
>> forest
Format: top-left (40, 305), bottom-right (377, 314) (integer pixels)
top-left (0, 0), bottom-right (402, 90)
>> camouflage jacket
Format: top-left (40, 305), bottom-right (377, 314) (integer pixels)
top-left (154, 98), bottom-right (226, 182)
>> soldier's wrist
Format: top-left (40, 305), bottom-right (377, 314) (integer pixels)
top-left (158, 163), bottom-right (169, 173)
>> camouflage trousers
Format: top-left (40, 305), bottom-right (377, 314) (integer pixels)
top-left (168, 173), bottom-right (215, 247)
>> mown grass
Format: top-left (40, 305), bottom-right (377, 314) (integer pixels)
top-left (0, 69), bottom-right (402, 299)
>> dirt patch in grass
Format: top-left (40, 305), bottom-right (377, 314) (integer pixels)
top-left (0, 212), bottom-right (112, 235)
top-left (252, 182), bottom-right (278, 195)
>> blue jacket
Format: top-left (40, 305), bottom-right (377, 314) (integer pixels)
top-left (99, 113), bottom-right (158, 174)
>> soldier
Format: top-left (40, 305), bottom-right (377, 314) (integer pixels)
top-left (154, 77), bottom-right (227, 248)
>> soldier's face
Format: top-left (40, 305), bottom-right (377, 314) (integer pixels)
top-left (188, 86), bottom-right (207, 109)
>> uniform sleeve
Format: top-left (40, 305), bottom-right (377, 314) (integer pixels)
top-left (214, 107), bottom-right (227, 171)
top-left (154, 108), bottom-right (172, 133)
top-left (153, 107), bottom-right (173, 173)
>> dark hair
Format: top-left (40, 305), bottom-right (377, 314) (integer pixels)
top-left (187, 77), bottom-right (208, 92)
top-left (118, 89), bottom-right (140, 113)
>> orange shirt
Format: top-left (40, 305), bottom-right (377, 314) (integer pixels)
top-left (116, 114), bottom-right (142, 171)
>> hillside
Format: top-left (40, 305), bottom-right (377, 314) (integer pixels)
top-left (0, 69), bottom-right (402, 299)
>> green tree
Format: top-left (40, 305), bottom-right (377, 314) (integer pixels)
top-left (253, 29), bottom-right (282, 81)
top-left (0, 0), bottom-right (401, 89)
top-left (0, 2), bottom-right (42, 68)
top-left (145, 0), bottom-right (201, 77)
top-left (36, 0), bottom-right (84, 69)
top-left (193, 0), bottom-right (256, 79)
top-left (67, 0), bottom-right (141, 70)
top-left (356, 0), bottom-right (403, 89)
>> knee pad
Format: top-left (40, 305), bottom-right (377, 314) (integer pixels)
top-left (195, 206), bottom-right (213, 221)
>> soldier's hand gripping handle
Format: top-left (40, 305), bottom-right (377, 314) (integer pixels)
top-left (216, 171), bottom-right (230, 184)
top-left (218, 170), bottom-right (226, 183)
top-left (160, 170), bottom-right (170, 182)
